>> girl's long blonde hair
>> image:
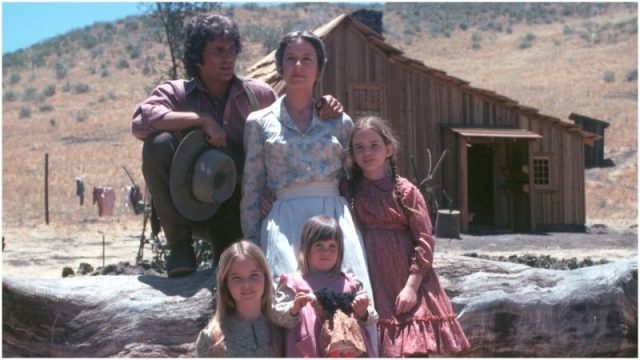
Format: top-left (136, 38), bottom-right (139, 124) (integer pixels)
top-left (205, 240), bottom-right (281, 356)
top-left (297, 215), bottom-right (344, 277)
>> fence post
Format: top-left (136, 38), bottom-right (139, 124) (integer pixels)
top-left (44, 153), bottom-right (49, 225)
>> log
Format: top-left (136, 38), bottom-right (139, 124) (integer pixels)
top-left (2, 256), bottom-right (637, 357)
top-left (2, 270), bottom-right (215, 357)
top-left (436, 209), bottom-right (461, 239)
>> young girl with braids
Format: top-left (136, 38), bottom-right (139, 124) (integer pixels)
top-left (344, 116), bottom-right (470, 357)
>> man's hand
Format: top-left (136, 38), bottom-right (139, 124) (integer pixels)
top-left (316, 95), bottom-right (344, 120)
top-left (200, 113), bottom-right (226, 147)
top-left (260, 189), bottom-right (276, 218)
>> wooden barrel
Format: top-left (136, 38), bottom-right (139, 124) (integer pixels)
top-left (436, 209), bottom-right (460, 239)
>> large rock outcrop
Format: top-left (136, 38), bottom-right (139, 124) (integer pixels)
top-left (2, 255), bottom-right (637, 357)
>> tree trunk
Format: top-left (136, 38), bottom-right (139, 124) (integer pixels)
top-left (2, 256), bottom-right (637, 357)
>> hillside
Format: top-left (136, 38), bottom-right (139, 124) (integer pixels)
top-left (2, 2), bottom-right (637, 238)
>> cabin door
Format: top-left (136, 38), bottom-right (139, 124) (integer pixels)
top-left (467, 143), bottom-right (495, 229)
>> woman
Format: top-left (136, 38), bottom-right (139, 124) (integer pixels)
top-left (240, 31), bottom-right (374, 323)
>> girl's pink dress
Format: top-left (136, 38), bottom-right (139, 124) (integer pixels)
top-left (347, 176), bottom-right (470, 357)
top-left (273, 272), bottom-right (378, 357)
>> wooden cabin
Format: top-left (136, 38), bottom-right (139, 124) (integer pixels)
top-left (569, 113), bottom-right (611, 168)
top-left (245, 14), bottom-right (598, 233)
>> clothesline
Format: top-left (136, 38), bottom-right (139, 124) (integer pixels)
top-left (75, 177), bottom-right (145, 217)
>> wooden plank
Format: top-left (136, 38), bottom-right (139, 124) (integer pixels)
top-left (459, 136), bottom-right (468, 232)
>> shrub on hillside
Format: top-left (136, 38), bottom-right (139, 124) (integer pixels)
top-left (4, 90), bottom-right (18, 102)
top-left (39, 104), bottom-right (54, 112)
top-left (518, 32), bottom-right (536, 49)
top-left (22, 87), bottom-right (40, 101)
top-left (471, 32), bottom-right (482, 50)
top-left (19, 106), bottom-right (31, 119)
top-left (127, 44), bottom-right (141, 60)
top-left (116, 59), bottom-right (130, 69)
top-left (49, 118), bottom-right (56, 127)
top-left (43, 84), bottom-right (56, 97)
top-left (9, 73), bottom-right (21, 85)
top-left (54, 62), bottom-right (67, 80)
top-left (603, 70), bottom-right (615, 83)
top-left (73, 82), bottom-right (90, 94)
top-left (91, 47), bottom-right (104, 59)
top-left (76, 110), bottom-right (88, 123)
top-left (62, 82), bottom-right (71, 93)
top-left (124, 19), bottom-right (139, 32)
top-left (625, 69), bottom-right (637, 82)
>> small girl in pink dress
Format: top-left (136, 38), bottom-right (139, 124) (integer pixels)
top-left (271, 215), bottom-right (379, 357)
top-left (344, 116), bottom-right (470, 357)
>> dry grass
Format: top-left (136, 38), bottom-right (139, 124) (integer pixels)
top-left (1, 4), bottom-right (637, 277)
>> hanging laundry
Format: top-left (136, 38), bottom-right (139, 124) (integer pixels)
top-left (76, 177), bottom-right (85, 206)
top-left (92, 187), bottom-right (116, 217)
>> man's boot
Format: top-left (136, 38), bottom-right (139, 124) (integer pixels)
top-left (151, 190), bottom-right (196, 277)
top-left (142, 132), bottom-right (196, 277)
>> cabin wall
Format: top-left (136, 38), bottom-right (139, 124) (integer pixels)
top-left (317, 20), bottom-right (585, 231)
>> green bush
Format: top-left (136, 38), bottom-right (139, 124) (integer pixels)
top-left (62, 82), bottom-right (71, 92)
top-left (4, 90), bottom-right (18, 102)
top-left (603, 70), bottom-right (615, 83)
top-left (73, 82), bottom-right (90, 94)
top-left (9, 73), bottom-right (21, 85)
top-left (76, 110), bottom-right (87, 122)
top-left (91, 47), bottom-right (104, 59)
top-left (22, 87), bottom-right (39, 101)
top-left (39, 104), bottom-right (54, 112)
top-left (54, 62), bottom-right (67, 80)
top-left (49, 118), bottom-right (56, 127)
top-left (124, 19), bottom-right (139, 32)
top-left (625, 69), bottom-right (637, 82)
top-left (43, 84), bottom-right (56, 97)
top-left (19, 106), bottom-right (31, 119)
top-left (116, 59), bottom-right (130, 69)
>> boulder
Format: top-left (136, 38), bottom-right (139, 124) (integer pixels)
top-left (2, 255), bottom-right (636, 357)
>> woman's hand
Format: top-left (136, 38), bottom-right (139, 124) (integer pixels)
top-left (394, 286), bottom-right (417, 315)
top-left (200, 113), bottom-right (226, 147)
top-left (316, 95), bottom-right (343, 120)
top-left (289, 288), bottom-right (314, 316)
top-left (351, 290), bottom-right (370, 320)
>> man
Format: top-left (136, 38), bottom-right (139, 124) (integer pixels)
top-left (132, 13), bottom-right (341, 277)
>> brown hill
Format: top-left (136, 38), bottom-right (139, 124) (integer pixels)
top-left (2, 4), bottom-right (636, 260)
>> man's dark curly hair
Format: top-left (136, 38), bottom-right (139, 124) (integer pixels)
top-left (183, 12), bottom-right (242, 80)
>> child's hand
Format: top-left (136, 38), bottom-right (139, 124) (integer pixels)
top-left (289, 288), bottom-right (314, 316)
top-left (352, 290), bottom-right (370, 320)
top-left (395, 287), bottom-right (417, 315)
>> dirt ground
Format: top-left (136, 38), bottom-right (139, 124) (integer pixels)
top-left (2, 215), bottom-right (637, 279)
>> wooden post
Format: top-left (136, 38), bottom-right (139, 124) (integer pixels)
top-left (98, 231), bottom-right (105, 268)
top-left (44, 153), bottom-right (49, 225)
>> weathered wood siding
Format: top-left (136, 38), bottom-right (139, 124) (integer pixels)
top-left (252, 16), bottom-right (587, 232)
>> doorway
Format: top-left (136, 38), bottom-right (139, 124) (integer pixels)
top-left (467, 143), bottom-right (494, 228)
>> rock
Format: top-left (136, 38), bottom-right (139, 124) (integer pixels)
top-left (76, 262), bottom-right (93, 275)
top-left (434, 254), bottom-right (637, 357)
top-left (61, 267), bottom-right (74, 278)
top-left (2, 270), bottom-right (215, 357)
top-left (2, 255), bottom-right (636, 357)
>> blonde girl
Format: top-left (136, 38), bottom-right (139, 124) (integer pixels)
top-left (195, 241), bottom-right (282, 357)
top-left (271, 215), bottom-right (378, 357)
top-left (345, 116), bottom-right (470, 357)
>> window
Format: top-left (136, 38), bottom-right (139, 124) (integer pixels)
top-left (349, 83), bottom-right (385, 117)
top-left (533, 157), bottom-right (550, 187)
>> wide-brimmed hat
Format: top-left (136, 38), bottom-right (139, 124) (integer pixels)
top-left (169, 130), bottom-right (237, 222)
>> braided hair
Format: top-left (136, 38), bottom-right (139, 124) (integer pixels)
top-left (347, 116), bottom-right (412, 214)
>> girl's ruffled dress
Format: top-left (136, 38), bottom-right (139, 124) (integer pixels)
top-left (348, 176), bottom-right (470, 357)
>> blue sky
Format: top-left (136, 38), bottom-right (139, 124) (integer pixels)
top-left (2, 2), bottom-right (146, 54)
